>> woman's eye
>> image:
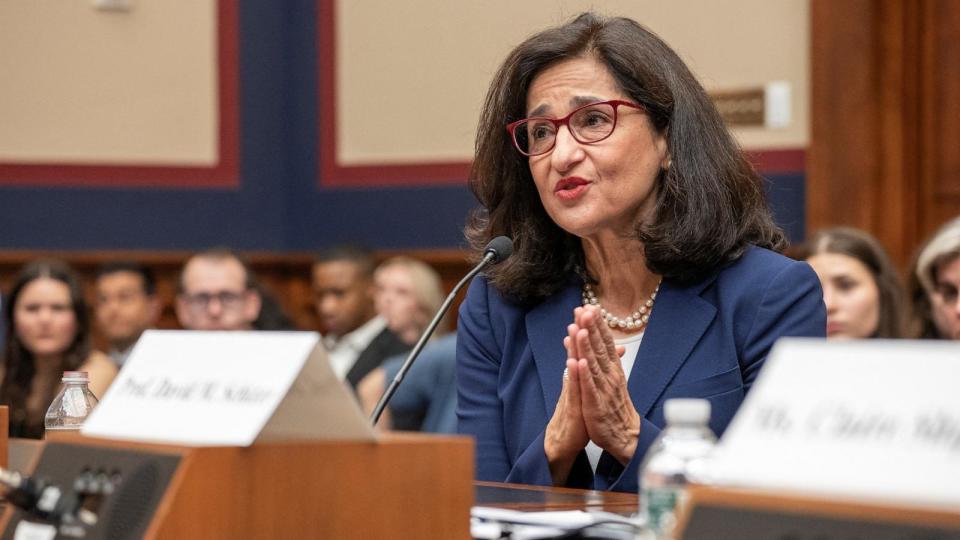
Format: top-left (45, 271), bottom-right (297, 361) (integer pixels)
top-left (583, 112), bottom-right (612, 126)
top-left (573, 109), bottom-right (614, 131)
top-left (529, 123), bottom-right (554, 141)
top-left (937, 285), bottom-right (958, 303)
top-left (834, 278), bottom-right (858, 291)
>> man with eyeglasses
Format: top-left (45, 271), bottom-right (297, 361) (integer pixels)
top-left (175, 249), bottom-right (262, 331)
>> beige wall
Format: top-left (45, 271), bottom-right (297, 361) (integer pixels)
top-left (338, 0), bottom-right (809, 164)
top-left (0, 0), bottom-right (217, 165)
top-left (0, 1), bottom-right (807, 168)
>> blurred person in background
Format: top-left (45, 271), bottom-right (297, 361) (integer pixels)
top-left (1, 260), bottom-right (117, 438)
top-left (312, 246), bottom-right (407, 389)
top-left (252, 282), bottom-right (297, 331)
top-left (95, 261), bottom-right (162, 367)
top-left (910, 216), bottom-right (960, 340)
top-left (175, 249), bottom-right (262, 331)
top-left (794, 227), bottom-right (905, 339)
top-left (359, 257), bottom-right (453, 432)
top-left (373, 256), bottom-right (447, 346)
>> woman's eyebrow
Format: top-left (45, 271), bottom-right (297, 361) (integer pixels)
top-left (527, 104), bottom-right (551, 117)
top-left (570, 95), bottom-right (602, 107)
top-left (526, 95), bottom-right (603, 118)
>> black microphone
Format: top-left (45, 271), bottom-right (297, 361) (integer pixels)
top-left (370, 236), bottom-right (513, 426)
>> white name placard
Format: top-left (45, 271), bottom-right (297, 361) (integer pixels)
top-left (82, 330), bottom-right (374, 446)
top-left (711, 338), bottom-right (960, 510)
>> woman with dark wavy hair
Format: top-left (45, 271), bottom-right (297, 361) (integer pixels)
top-left (1, 260), bottom-right (117, 438)
top-left (793, 227), bottom-right (905, 339)
top-left (457, 13), bottom-right (825, 493)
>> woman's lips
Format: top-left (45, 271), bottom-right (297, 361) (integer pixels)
top-left (555, 178), bottom-right (591, 200)
top-left (826, 322), bottom-right (844, 335)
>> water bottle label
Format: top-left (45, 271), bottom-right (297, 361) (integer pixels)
top-left (63, 390), bottom-right (87, 417)
top-left (643, 486), bottom-right (680, 535)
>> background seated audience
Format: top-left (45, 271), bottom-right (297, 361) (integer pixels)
top-left (312, 246), bottom-right (407, 389)
top-left (175, 249), bottom-right (263, 331)
top-left (910, 216), bottom-right (960, 340)
top-left (359, 256), bottom-right (451, 431)
top-left (373, 256), bottom-right (447, 346)
top-left (794, 227), bottom-right (905, 339)
top-left (94, 261), bottom-right (162, 368)
top-left (252, 281), bottom-right (297, 330)
top-left (359, 334), bottom-right (458, 434)
top-left (1, 260), bottom-right (116, 438)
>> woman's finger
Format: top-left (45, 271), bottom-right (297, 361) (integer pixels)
top-left (586, 305), bottom-right (620, 363)
top-left (576, 328), bottom-right (607, 383)
top-left (566, 323), bottom-right (580, 360)
top-left (576, 357), bottom-right (601, 410)
top-left (578, 308), bottom-right (615, 372)
top-left (586, 306), bottom-right (626, 384)
top-left (565, 357), bottom-right (581, 404)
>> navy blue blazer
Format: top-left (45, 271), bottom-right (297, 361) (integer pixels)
top-left (456, 246), bottom-right (826, 493)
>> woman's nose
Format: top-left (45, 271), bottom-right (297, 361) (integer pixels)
top-left (821, 286), bottom-right (836, 312)
top-left (37, 307), bottom-right (55, 323)
top-left (550, 126), bottom-right (585, 172)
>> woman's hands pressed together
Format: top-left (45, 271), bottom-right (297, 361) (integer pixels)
top-left (545, 305), bottom-right (641, 484)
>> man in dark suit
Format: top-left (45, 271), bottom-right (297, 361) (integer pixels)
top-left (312, 246), bottom-right (408, 389)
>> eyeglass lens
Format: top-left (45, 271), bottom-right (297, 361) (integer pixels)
top-left (514, 102), bottom-right (617, 156)
top-left (186, 291), bottom-right (245, 310)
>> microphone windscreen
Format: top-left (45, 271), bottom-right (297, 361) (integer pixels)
top-left (484, 236), bottom-right (514, 264)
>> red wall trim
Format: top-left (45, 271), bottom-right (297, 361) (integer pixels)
top-left (0, 0), bottom-right (240, 189)
top-left (746, 148), bottom-right (806, 175)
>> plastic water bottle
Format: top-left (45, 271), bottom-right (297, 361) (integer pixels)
top-left (639, 398), bottom-right (717, 538)
top-left (44, 371), bottom-right (99, 433)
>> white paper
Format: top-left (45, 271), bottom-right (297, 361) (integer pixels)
top-left (13, 521), bottom-right (56, 540)
top-left (711, 338), bottom-right (960, 510)
top-left (470, 507), bottom-right (640, 540)
top-left (82, 330), bottom-right (373, 446)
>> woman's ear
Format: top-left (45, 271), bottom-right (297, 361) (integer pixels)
top-left (656, 129), bottom-right (671, 171)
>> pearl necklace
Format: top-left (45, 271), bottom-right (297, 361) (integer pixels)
top-left (581, 280), bottom-right (661, 331)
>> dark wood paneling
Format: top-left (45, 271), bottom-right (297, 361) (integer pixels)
top-left (810, 0), bottom-right (960, 269)
top-left (925, 1), bottom-right (960, 226)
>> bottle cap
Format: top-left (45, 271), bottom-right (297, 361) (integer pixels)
top-left (62, 371), bottom-right (89, 382)
top-left (664, 398), bottom-right (711, 425)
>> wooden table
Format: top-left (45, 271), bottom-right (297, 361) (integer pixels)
top-left (474, 480), bottom-right (638, 514)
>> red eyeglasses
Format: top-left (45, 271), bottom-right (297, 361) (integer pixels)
top-left (506, 99), bottom-right (644, 157)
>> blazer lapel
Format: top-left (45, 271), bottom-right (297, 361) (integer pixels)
top-left (628, 276), bottom-right (717, 417)
top-left (525, 284), bottom-right (581, 416)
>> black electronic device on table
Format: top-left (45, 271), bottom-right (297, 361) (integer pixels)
top-left (0, 442), bottom-right (180, 539)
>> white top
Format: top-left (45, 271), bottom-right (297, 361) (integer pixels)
top-left (322, 316), bottom-right (387, 380)
top-left (585, 332), bottom-right (644, 472)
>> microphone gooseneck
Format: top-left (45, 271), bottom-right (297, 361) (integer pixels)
top-left (370, 236), bottom-right (513, 426)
